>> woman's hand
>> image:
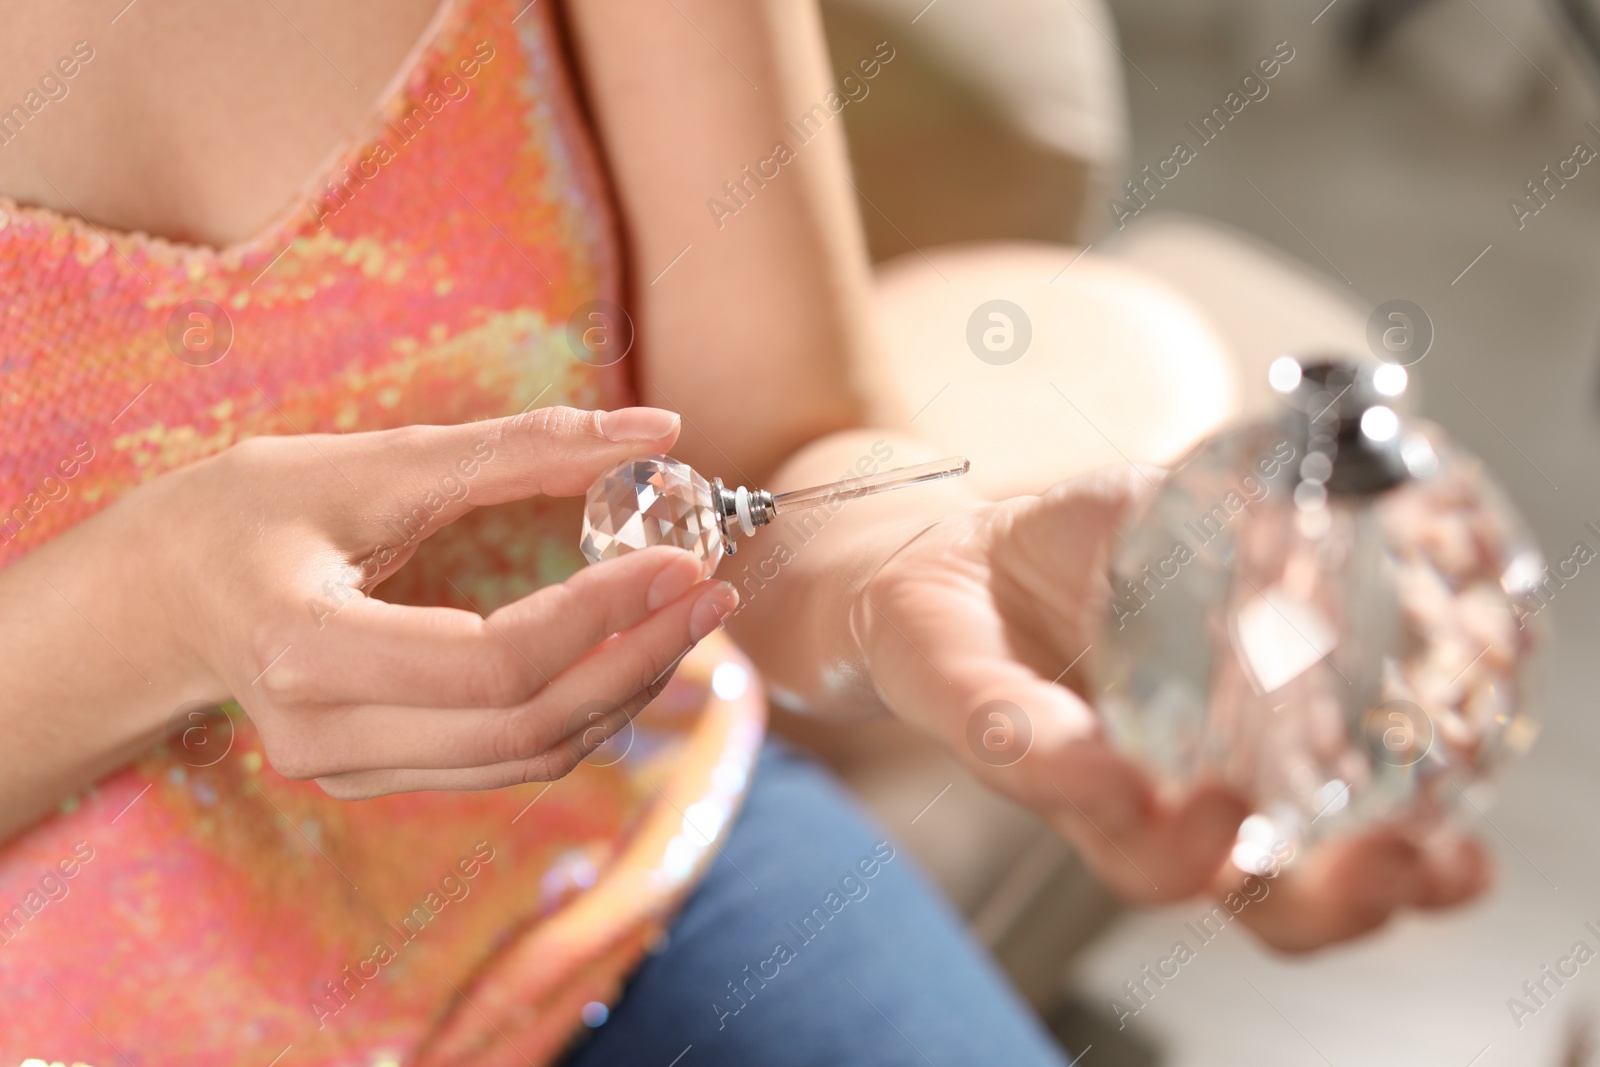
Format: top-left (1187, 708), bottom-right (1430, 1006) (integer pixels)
top-left (852, 465), bottom-right (1491, 951)
top-left (2, 406), bottom-right (737, 835)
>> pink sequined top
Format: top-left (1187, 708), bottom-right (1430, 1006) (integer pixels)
top-left (0, 1), bottom-right (764, 1064)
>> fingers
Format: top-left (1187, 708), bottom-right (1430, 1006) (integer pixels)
top-left (262, 578), bottom-right (739, 780)
top-left (1038, 718), bottom-right (1248, 904)
top-left (266, 546), bottom-right (706, 709)
top-left (1414, 829), bottom-right (1494, 909)
top-left (1037, 463), bottom-right (1153, 531)
top-left (340, 405), bottom-right (682, 532)
top-left (1222, 826), bottom-right (1492, 953)
top-left (858, 548), bottom-right (1246, 903)
top-left (996, 469), bottom-right (1156, 644)
top-left (1223, 832), bottom-right (1419, 952)
top-left (315, 689), bottom-right (655, 799)
top-left (1027, 465), bottom-right (1154, 583)
top-left (461, 405), bottom-right (683, 498)
top-left (919, 649), bottom-right (1247, 904)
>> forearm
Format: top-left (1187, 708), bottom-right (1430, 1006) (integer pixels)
top-left (565, 0), bottom-right (889, 482)
top-left (564, 2), bottom-right (981, 708)
top-left (723, 428), bottom-right (984, 715)
top-left (0, 504), bottom-right (204, 840)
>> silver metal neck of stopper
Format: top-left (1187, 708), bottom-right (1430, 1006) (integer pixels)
top-left (710, 456), bottom-right (971, 555)
top-left (710, 479), bottom-right (776, 555)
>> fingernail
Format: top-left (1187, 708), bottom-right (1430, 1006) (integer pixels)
top-left (600, 407), bottom-right (680, 442)
top-left (690, 582), bottom-right (739, 642)
top-left (646, 554), bottom-right (701, 611)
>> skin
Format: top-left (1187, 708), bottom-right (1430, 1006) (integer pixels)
top-left (0, 0), bottom-right (1488, 984)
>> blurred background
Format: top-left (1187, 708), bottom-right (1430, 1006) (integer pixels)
top-left (787, 0), bottom-right (1600, 1062)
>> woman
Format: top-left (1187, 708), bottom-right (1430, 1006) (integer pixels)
top-left (0, 0), bottom-right (1489, 1062)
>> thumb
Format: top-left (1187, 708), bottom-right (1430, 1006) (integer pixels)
top-left (359, 405), bottom-right (682, 525)
top-left (477, 405), bottom-right (684, 498)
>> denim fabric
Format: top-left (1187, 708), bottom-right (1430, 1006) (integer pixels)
top-left (564, 740), bottom-right (1069, 1066)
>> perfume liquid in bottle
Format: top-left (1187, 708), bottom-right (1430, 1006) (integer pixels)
top-left (1096, 357), bottom-right (1544, 866)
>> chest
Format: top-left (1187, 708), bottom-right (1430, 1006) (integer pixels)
top-left (0, 0), bottom-right (630, 576)
top-left (0, 0), bottom-right (441, 247)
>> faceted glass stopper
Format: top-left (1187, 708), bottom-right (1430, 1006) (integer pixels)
top-left (580, 455), bottom-right (724, 577)
top-left (1095, 416), bottom-right (1544, 867)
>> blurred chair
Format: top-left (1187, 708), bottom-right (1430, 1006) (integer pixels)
top-left (782, 0), bottom-right (1376, 1024)
top-left (818, 0), bottom-right (1128, 257)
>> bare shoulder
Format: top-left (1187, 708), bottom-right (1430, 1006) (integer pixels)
top-left (0, 0), bottom-right (440, 246)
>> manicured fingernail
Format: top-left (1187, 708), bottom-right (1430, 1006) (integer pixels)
top-left (690, 582), bottom-right (739, 642)
top-left (600, 407), bottom-right (680, 442)
top-left (646, 554), bottom-right (701, 611)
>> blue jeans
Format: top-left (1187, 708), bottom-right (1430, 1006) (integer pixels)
top-left (563, 740), bottom-right (1069, 1066)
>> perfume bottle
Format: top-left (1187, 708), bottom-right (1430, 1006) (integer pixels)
top-left (580, 453), bottom-right (971, 577)
top-left (1095, 356), bottom-right (1545, 868)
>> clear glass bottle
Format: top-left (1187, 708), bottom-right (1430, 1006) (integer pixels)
top-left (1096, 356), bottom-right (1545, 867)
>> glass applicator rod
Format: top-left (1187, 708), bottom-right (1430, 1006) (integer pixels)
top-left (770, 456), bottom-right (971, 515)
top-left (709, 456), bottom-right (970, 553)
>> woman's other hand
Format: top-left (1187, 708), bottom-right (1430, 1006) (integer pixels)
top-left (852, 465), bottom-right (1490, 951)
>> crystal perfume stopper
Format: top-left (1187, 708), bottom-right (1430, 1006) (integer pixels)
top-left (579, 456), bottom-right (728, 575)
top-left (579, 453), bottom-right (970, 577)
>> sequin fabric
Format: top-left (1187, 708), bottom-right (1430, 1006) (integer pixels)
top-left (0, 1), bottom-right (765, 1063)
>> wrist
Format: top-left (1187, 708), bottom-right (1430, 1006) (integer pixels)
top-left (86, 469), bottom-right (225, 705)
top-left (0, 481), bottom-right (215, 837)
top-left (727, 430), bottom-right (986, 715)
